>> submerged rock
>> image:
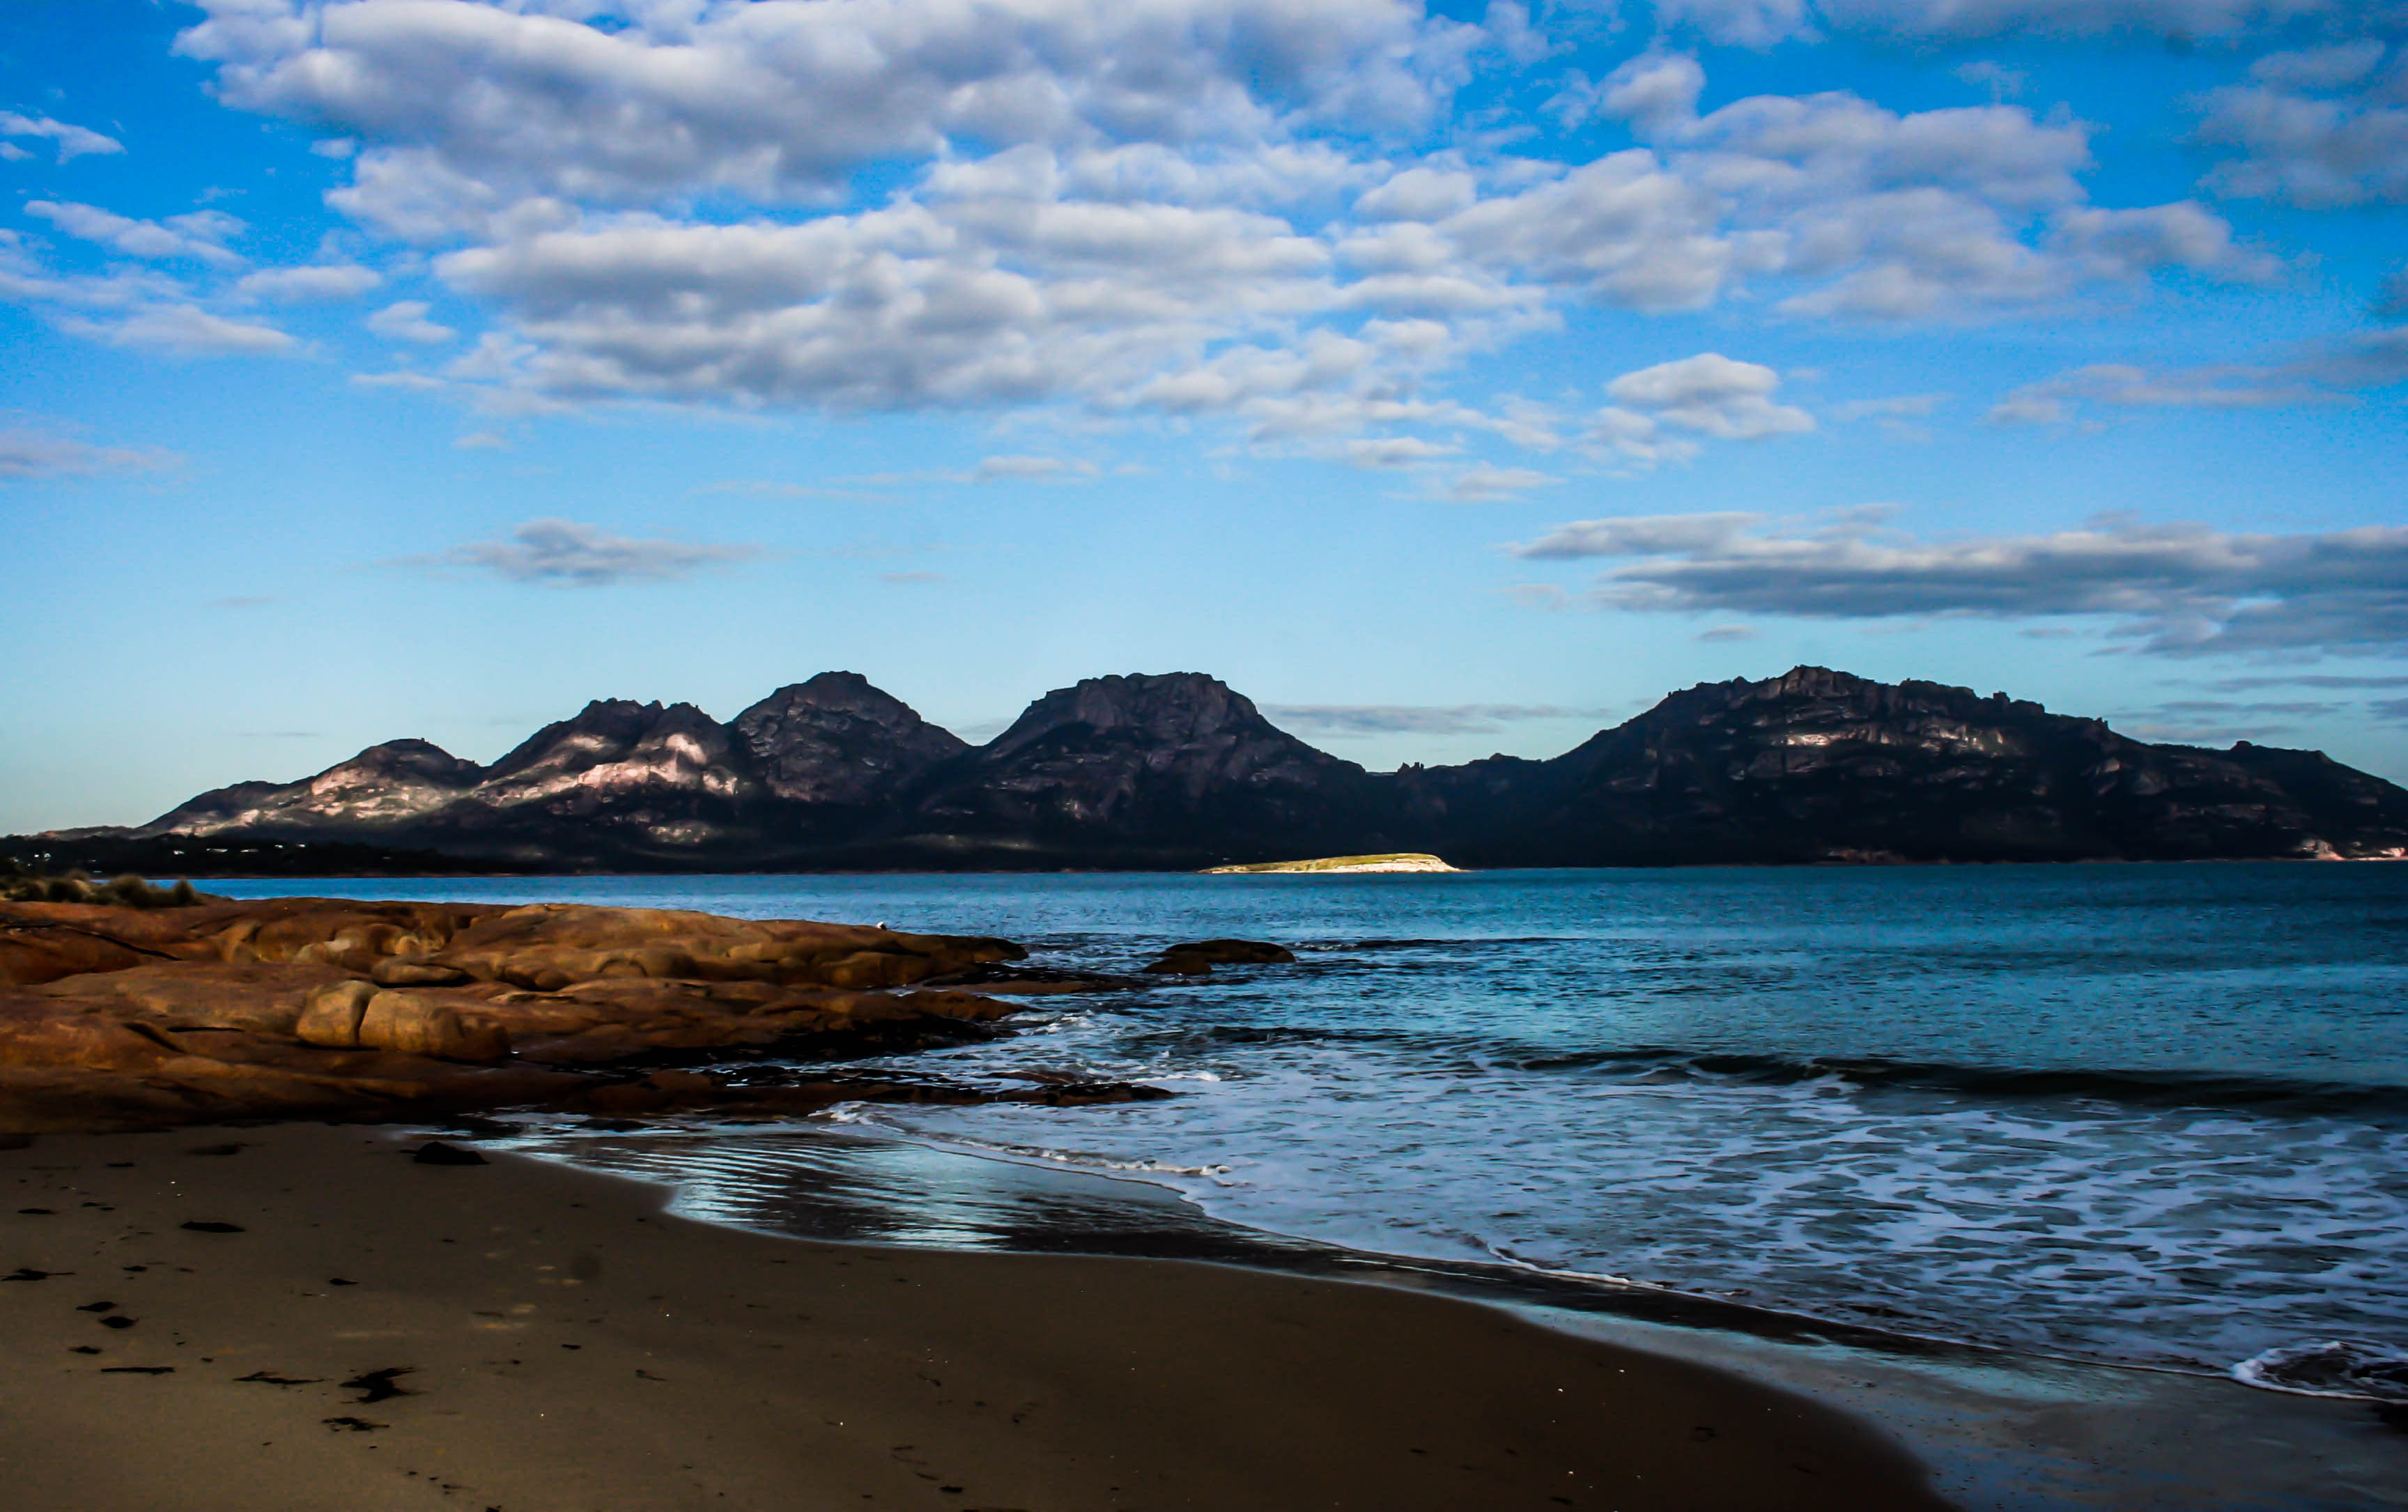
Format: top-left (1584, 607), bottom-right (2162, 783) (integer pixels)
top-left (1142, 939), bottom-right (1298, 975)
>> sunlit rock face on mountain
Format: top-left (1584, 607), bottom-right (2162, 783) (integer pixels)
top-left (68, 667), bottom-right (2408, 872)
top-left (481, 700), bottom-right (750, 812)
top-left (150, 739), bottom-right (486, 836)
top-left (732, 672), bottom-right (968, 808)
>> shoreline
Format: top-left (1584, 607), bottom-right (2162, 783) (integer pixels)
top-left (1, 1122), bottom-right (1945, 1512)
top-left (507, 1118), bottom-right (2408, 1512)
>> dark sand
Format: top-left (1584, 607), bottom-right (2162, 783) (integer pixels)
top-left (0, 1123), bottom-right (1946, 1511)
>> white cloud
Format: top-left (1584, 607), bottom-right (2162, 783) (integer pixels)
top-left (1575, 352), bottom-right (1812, 468)
top-left (1598, 52), bottom-right (1708, 129)
top-left (175, 0), bottom-right (1467, 233)
top-left (143, 7), bottom-right (2313, 471)
top-left (26, 201), bottom-right (247, 268)
top-left (1446, 464), bottom-right (1558, 499)
top-left (974, 453), bottom-right (1098, 480)
top-left (1988, 326), bottom-right (2408, 424)
top-left (426, 518), bottom-right (760, 585)
top-left (1348, 435), bottom-right (1461, 468)
top-left (2250, 41), bottom-right (2390, 91)
top-left (1511, 507), bottom-right (2408, 657)
top-left (0, 420), bottom-right (179, 481)
top-left (368, 299), bottom-right (457, 344)
top-left (237, 262), bottom-right (385, 300)
top-left (74, 304), bottom-right (298, 356)
top-left (1355, 167), bottom-right (1479, 222)
top-left (1986, 361), bottom-right (2328, 423)
top-left (2195, 52), bottom-right (2408, 208)
top-left (1653, 0), bottom-right (1813, 47)
top-left (0, 111), bottom-right (124, 162)
top-left (1713, 0), bottom-right (2355, 43)
top-left (1435, 151), bottom-right (1736, 313)
top-left (1605, 352), bottom-right (1814, 438)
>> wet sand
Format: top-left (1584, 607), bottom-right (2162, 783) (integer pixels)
top-left (0, 1123), bottom-right (1945, 1512)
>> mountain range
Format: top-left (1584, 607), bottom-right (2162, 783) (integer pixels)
top-left (31, 668), bottom-right (2408, 872)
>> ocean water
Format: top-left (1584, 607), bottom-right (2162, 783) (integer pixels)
top-left (214, 865), bottom-right (2408, 1380)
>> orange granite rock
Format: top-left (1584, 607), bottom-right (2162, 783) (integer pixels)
top-left (0, 897), bottom-right (1035, 1133)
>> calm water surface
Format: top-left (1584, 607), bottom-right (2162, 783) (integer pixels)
top-left (216, 865), bottom-right (2408, 1374)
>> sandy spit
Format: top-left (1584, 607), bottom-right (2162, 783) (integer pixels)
top-left (0, 1123), bottom-right (1946, 1512)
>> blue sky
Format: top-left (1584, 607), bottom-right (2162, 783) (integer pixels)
top-left (3, 0), bottom-right (2405, 831)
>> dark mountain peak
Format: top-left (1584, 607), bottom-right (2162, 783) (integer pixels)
top-left (103, 664), bottom-right (2408, 870)
top-left (986, 672), bottom-right (1277, 758)
top-left (913, 673), bottom-right (1375, 860)
top-left (1632, 667), bottom-right (2067, 750)
top-left (732, 672), bottom-right (968, 806)
top-left (334, 738), bottom-right (485, 784)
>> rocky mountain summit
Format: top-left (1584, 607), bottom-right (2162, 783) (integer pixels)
top-left (31, 667), bottom-right (2408, 871)
top-left (1398, 666), bottom-right (2408, 865)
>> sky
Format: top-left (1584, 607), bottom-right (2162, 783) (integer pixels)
top-left (2, 0), bottom-right (2405, 832)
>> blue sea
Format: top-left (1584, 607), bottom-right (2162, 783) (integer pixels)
top-left (215, 864), bottom-right (2408, 1379)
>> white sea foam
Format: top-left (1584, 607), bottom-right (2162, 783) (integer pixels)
top-left (2232, 1340), bottom-right (2408, 1401)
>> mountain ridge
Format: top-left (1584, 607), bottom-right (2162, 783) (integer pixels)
top-left (35, 667), bottom-right (2408, 872)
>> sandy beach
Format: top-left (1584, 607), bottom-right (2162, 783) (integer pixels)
top-left (0, 1122), bottom-right (1946, 1512)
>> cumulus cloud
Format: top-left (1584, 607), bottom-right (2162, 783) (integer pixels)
top-left (1349, 435), bottom-right (1462, 469)
top-left (146, 2), bottom-right (2275, 445)
top-left (974, 453), bottom-right (1098, 480)
top-left (2194, 47), bottom-right (2408, 208)
top-left (426, 518), bottom-right (761, 585)
top-left (0, 111), bottom-right (123, 162)
top-left (1660, 0), bottom-right (2358, 44)
top-left (1607, 353), bottom-right (1814, 438)
top-left (1446, 464), bottom-right (1558, 499)
top-left (1511, 508), bottom-right (2408, 657)
top-left (1547, 69), bottom-right (2271, 321)
top-left (1263, 702), bottom-right (1610, 736)
top-left (1986, 362), bottom-right (2325, 422)
top-left (74, 304), bottom-right (298, 355)
top-left (26, 201), bottom-right (247, 268)
top-left (1988, 325), bottom-right (2408, 424)
top-left (0, 421), bottom-right (179, 481)
top-left (122, 4), bottom-right (2306, 477)
top-left (173, 0), bottom-right (1467, 232)
top-left (1579, 352), bottom-right (1812, 467)
top-left (367, 299), bottom-right (456, 344)
top-left (236, 262), bottom-right (385, 301)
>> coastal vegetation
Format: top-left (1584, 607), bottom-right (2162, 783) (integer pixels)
top-left (0, 861), bottom-right (201, 909)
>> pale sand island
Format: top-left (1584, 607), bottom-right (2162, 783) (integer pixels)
top-left (0, 885), bottom-right (1949, 1510)
top-left (1202, 852), bottom-right (1462, 874)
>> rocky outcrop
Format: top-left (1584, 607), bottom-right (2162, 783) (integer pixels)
top-left (33, 666), bottom-right (2408, 870)
top-left (1143, 939), bottom-right (1297, 975)
top-left (0, 896), bottom-right (1049, 1133)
